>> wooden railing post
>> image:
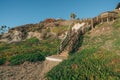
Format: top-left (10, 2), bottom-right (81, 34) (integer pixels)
top-left (58, 12), bottom-right (118, 54)
top-left (91, 18), bottom-right (94, 29)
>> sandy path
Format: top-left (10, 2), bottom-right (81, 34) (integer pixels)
top-left (0, 60), bottom-right (60, 80)
top-left (0, 53), bottom-right (68, 80)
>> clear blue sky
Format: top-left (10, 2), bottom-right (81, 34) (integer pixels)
top-left (0, 0), bottom-right (119, 28)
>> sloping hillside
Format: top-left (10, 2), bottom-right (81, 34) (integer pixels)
top-left (47, 19), bottom-right (120, 80)
top-left (0, 13), bottom-right (120, 80)
top-left (0, 19), bottom-right (72, 80)
top-left (0, 19), bottom-right (76, 43)
top-left (0, 19), bottom-right (76, 65)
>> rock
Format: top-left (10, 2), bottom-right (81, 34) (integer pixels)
top-left (10, 30), bottom-right (23, 42)
top-left (27, 32), bottom-right (43, 40)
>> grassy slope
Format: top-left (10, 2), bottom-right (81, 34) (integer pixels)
top-left (0, 20), bottom-right (70, 65)
top-left (0, 38), bottom-right (60, 65)
top-left (47, 19), bottom-right (120, 80)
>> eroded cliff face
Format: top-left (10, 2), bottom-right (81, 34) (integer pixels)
top-left (0, 19), bottom-right (74, 43)
top-left (0, 30), bottom-right (23, 43)
top-left (0, 30), bottom-right (58, 43)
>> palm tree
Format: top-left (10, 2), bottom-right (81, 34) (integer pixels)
top-left (0, 25), bottom-right (8, 34)
top-left (70, 13), bottom-right (77, 20)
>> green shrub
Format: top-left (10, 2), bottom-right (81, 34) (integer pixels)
top-left (10, 53), bottom-right (45, 65)
top-left (0, 38), bottom-right (60, 61)
top-left (26, 38), bottom-right (39, 44)
top-left (0, 43), bottom-right (9, 51)
top-left (39, 39), bottom-right (60, 56)
top-left (113, 19), bottom-right (120, 29)
top-left (47, 48), bottom-right (120, 80)
top-left (0, 58), bottom-right (6, 65)
top-left (52, 26), bottom-right (68, 34)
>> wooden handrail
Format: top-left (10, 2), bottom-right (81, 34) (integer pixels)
top-left (58, 12), bottom-right (119, 54)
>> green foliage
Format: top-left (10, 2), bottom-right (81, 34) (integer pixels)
top-left (10, 53), bottom-right (45, 65)
top-left (25, 37), bottom-right (39, 44)
top-left (70, 13), bottom-right (77, 20)
top-left (113, 19), bottom-right (120, 29)
top-left (52, 26), bottom-right (68, 35)
top-left (0, 38), bottom-right (60, 65)
top-left (39, 39), bottom-right (60, 56)
top-left (117, 12), bottom-right (120, 18)
top-left (114, 38), bottom-right (120, 46)
top-left (0, 25), bottom-right (10, 34)
top-left (0, 43), bottom-right (9, 51)
top-left (47, 21), bottom-right (120, 80)
top-left (47, 47), bottom-right (120, 80)
top-left (0, 58), bottom-right (6, 65)
top-left (113, 37), bottom-right (120, 50)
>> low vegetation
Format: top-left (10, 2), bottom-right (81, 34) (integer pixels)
top-left (52, 26), bottom-right (68, 35)
top-left (113, 18), bottom-right (120, 29)
top-left (10, 53), bottom-right (45, 65)
top-left (47, 19), bottom-right (120, 80)
top-left (0, 58), bottom-right (6, 65)
top-left (0, 38), bottom-right (60, 65)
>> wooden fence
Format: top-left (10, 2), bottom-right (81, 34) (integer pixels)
top-left (58, 11), bottom-right (118, 54)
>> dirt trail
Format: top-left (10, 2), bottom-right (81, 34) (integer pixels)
top-left (0, 60), bottom-right (60, 80)
top-left (39, 60), bottom-right (60, 80)
top-left (0, 52), bottom-right (68, 80)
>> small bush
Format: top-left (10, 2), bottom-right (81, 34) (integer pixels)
top-left (52, 26), bottom-right (68, 35)
top-left (0, 43), bottom-right (9, 51)
top-left (10, 53), bottom-right (45, 65)
top-left (26, 38), bottom-right (39, 44)
top-left (0, 58), bottom-right (6, 65)
top-left (113, 19), bottom-right (120, 29)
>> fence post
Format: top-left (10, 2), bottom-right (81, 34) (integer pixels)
top-left (91, 18), bottom-right (94, 29)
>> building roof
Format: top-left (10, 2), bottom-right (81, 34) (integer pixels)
top-left (116, 2), bottom-right (120, 9)
top-left (99, 11), bottom-right (117, 16)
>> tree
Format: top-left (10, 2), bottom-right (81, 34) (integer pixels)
top-left (70, 13), bottom-right (77, 20)
top-left (0, 25), bottom-right (9, 34)
top-left (77, 17), bottom-right (80, 20)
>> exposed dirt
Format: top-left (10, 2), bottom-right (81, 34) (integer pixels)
top-left (89, 23), bottom-right (113, 37)
top-left (0, 60), bottom-right (60, 80)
